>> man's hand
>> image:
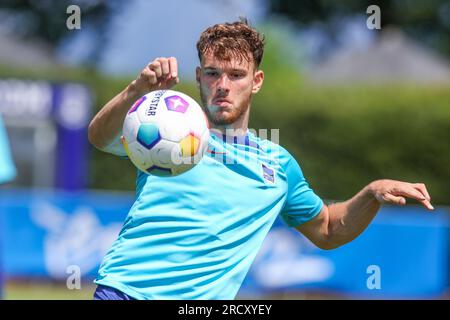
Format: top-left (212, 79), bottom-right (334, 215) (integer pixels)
top-left (368, 179), bottom-right (434, 210)
top-left (296, 179), bottom-right (434, 250)
top-left (131, 57), bottom-right (179, 96)
top-left (88, 57), bottom-right (179, 151)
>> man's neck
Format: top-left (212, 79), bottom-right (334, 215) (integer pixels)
top-left (210, 106), bottom-right (250, 137)
top-left (210, 126), bottom-right (249, 138)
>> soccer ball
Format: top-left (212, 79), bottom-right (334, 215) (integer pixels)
top-left (121, 89), bottom-right (209, 176)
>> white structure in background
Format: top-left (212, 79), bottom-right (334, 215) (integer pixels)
top-left (309, 28), bottom-right (450, 85)
top-left (0, 26), bottom-right (59, 69)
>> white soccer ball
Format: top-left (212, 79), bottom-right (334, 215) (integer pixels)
top-left (121, 90), bottom-right (209, 176)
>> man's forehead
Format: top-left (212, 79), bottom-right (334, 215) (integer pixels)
top-left (201, 51), bottom-right (253, 70)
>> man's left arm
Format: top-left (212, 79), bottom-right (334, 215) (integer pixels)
top-left (296, 179), bottom-right (434, 250)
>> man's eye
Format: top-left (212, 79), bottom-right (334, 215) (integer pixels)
top-left (206, 71), bottom-right (218, 76)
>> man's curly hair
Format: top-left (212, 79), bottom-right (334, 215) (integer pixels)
top-left (196, 17), bottom-right (265, 68)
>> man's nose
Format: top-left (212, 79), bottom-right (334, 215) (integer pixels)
top-left (217, 74), bottom-right (230, 93)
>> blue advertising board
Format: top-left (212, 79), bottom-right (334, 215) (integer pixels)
top-left (0, 189), bottom-right (133, 279)
top-left (242, 206), bottom-right (449, 298)
top-left (0, 189), bottom-right (448, 298)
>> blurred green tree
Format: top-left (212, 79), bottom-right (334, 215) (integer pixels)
top-left (268, 0), bottom-right (450, 58)
top-left (0, 0), bottom-right (122, 64)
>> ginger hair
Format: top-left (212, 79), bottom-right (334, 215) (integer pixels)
top-left (196, 17), bottom-right (265, 68)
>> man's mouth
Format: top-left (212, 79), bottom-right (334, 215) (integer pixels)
top-left (212, 98), bottom-right (232, 107)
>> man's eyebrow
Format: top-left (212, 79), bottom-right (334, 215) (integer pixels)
top-left (204, 66), bottom-right (247, 72)
top-left (202, 66), bottom-right (249, 75)
top-left (230, 68), bottom-right (247, 73)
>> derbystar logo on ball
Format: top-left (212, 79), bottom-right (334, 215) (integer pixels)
top-left (121, 90), bottom-right (209, 177)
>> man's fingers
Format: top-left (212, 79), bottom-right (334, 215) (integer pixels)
top-left (158, 58), bottom-right (170, 78)
top-left (135, 57), bottom-right (180, 93)
top-left (420, 199), bottom-right (434, 211)
top-left (394, 186), bottom-right (427, 202)
top-left (412, 183), bottom-right (431, 201)
top-left (389, 184), bottom-right (435, 211)
top-left (169, 57), bottom-right (178, 78)
top-left (411, 183), bottom-right (434, 210)
top-left (141, 69), bottom-right (157, 85)
top-left (149, 60), bottom-right (162, 78)
top-left (383, 193), bottom-right (406, 206)
top-left (383, 193), bottom-right (434, 210)
top-left (164, 76), bottom-right (180, 88)
top-left (373, 180), bottom-right (434, 211)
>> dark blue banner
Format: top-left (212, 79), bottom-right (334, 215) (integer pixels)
top-left (0, 80), bottom-right (92, 190)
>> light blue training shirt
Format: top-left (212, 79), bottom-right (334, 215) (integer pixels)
top-left (95, 130), bottom-right (323, 299)
top-left (0, 116), bottom-right (16, 184)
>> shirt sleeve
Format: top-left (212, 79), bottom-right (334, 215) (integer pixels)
top-left (0, 117), bottom-right (16, 184)
top-left (279, 150), bottom-right (323, 227)
top-left (101, 134), bottom-right (128, 157)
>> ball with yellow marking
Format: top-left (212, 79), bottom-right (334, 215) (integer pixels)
top-left (122, 90), bottom-right (209, 176)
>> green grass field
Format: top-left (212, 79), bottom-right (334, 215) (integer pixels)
top-left (3, 281), bottom-right (97, 300)
top-left (3, 281), bottom-right (347, 300)
top-left (2, 280), bottom-right (336, 300)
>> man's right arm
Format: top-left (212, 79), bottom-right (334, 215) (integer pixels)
top-left (88, 57), bottom-right (179, 154)
top-left (87, 83), bottom-right (142, 153)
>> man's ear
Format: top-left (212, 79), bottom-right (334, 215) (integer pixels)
top-left (252, 70), bottom-right (264, 94)
top-left (196, 67), bottom-right (201, 87)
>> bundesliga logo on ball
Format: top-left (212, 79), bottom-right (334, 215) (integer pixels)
top-left (121, 90), bottom-right (210, 176)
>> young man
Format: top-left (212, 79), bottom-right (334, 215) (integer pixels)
top-left (88, 19), bottom-right (433, 300)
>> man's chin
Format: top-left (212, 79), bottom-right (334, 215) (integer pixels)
top-left (209, 116), bottom-right (235, 126)
top-left (206, 110), bottom-right (236, 126)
